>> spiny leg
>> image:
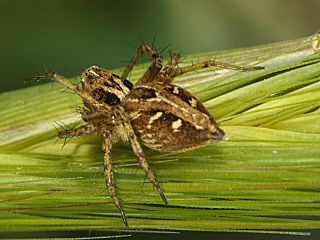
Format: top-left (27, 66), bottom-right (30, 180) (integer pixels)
top-left (116, 108), bottom-right (167, 205)
top-left (55, 123), bottom-right (98, 149)
top-left (122, 44), bottom-right (162, 79)
top-left (75, 107), bottom-right (114, 127)
top-left (57, 123), bottom-right (98, 139)
top-left (128, 127), bottom-right (167, 204)
top-left (171, 60), bottom-right (264, 80)
top-left (80, 110), bottom-right (113, 123)
top-left (28, 72), bottom-right (111, 111)
top-left (121, 44), bottom-right (163, 86)
top-left (102, 130), bottom-right (128, 227)
top-left (156, 53), bottom-right (182, 83)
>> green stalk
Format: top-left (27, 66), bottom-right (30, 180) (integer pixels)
top-left (1, 33), bottom-right (320, 238)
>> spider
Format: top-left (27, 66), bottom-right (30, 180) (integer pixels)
top-left (30, 44), bottom-right (263, 227)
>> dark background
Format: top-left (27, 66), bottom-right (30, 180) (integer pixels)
top-left (0, 0), bottom-right (319, 93)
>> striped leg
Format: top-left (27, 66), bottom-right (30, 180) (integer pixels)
top-left (172, 60), bottom-right (264, 79)
top-left (117, 108), bottom-right (168, 205)
top-left (121, 44), bottom-right (163, 86)
top-left (28, 72), bottom-right (111, 111)
top-left (102, 130), bottom-right (128, 227)
top-left (57, 123), bottom-right (97, 139)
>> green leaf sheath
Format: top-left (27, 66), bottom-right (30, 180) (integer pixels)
top-left (0, 33), bottom-right (320, 235)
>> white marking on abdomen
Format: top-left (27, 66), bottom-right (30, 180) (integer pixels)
top-left (147, 111), bottom-right (163, 128)
top-left (172, 119), bottom-right (182, 132)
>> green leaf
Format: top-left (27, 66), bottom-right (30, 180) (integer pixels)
top-left (1, 33), bottom-right (320, 238)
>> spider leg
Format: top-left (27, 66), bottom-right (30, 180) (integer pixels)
top-left (129, 129), bottom-right (167, 204)
top-left (57, 123), bottom-right (98, 139)
top-left (80, 111), bottom-right (113, 123)
top-left (102, 130), bottom-right (129, 227)
top-left (156, 53), bottom-right (182, 83)
top-left (28, 72), bottom-right (111, 111)
top-left (121, 44), bottom-right (163, 86)
top-left (76, 106), bottom-right (88, 115)
top-left (116, 108), bottom-right (168, 205)
top-left (171, 60), bottom-right (264, 80)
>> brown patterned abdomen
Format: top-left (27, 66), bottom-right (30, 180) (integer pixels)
top-left (124, 82), bottom-right (224, 152)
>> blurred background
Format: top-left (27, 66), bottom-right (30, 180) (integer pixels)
top-left (0, 0), bottom-right (319, 93)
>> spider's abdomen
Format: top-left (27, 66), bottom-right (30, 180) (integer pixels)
top-left (80, 66), bottom-right (133, 107)
top-left (124, 82), bottom-right (224, 152)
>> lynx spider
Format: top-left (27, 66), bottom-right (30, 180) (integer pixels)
top-left (30, 44), bottom-right (263, 227)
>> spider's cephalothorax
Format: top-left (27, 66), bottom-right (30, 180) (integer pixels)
top-left (30, 44), bottom-right (263, 227)
top-left (80, 66), bottom-right (133, 107)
